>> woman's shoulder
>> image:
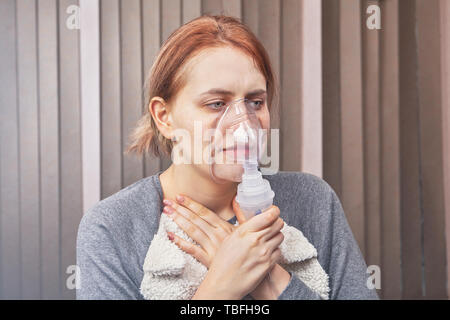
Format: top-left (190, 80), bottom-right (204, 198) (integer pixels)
top-left (263, 171), bottom-right (339, 225)
top-left (77, 174), bottom-right (163, 243)
top-left (264, 171), bottom-right (336, 202)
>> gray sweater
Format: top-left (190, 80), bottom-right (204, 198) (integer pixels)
top-left (76, 171), bottom-right (379, 300)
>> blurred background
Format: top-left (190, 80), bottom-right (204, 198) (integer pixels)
top-left (0, 0), bottom-right (449, 299)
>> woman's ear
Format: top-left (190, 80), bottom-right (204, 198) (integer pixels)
top-left (148, 97), bottom-right (173, 140)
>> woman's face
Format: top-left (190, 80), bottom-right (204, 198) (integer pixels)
top-left (168, 46), bottom-right (271, 181)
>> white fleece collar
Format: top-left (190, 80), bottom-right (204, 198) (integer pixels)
top-left (140, 214), bottom-right (330, 300)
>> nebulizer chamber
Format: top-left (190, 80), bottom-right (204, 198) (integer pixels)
top-left (235, 160), bottom-right (275, 220)
top-left (210, 98), bottom-right (275, 220)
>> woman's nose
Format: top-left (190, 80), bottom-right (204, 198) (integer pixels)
top-left (229, 99), bottom-right (253, 116)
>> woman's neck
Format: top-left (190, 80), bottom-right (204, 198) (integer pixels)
top-left (159, 164), bottom-right (238, 221)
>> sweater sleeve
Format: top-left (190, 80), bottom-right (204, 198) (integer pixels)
top-left (76, 211), bottom-right (143, 300)
top-left (325, 189), bottom-right (380, 300)
top-left (278, 178), bottom-right (380, 300)
top-left (277, 271), bottom-right (322, 300)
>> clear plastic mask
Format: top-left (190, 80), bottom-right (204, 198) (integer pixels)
top-left (208, 98), bottom-right (265, 184)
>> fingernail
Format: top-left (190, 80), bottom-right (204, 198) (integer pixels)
top-left (163, 206), bottom-right (174, 214)
top-left (163, 199), bottom-right (173, 206)
top-left (176, 195), bottom-right (185, 203)
top-left (167, 232), bottom-right (174, 241)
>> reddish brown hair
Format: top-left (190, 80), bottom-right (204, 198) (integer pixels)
top-left (127, 14), bottom-right (279, 157)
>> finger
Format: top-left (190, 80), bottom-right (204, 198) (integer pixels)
top-left (168, 200), bottom-right (233, 243)
top-left (165, 199), bottom-right (217, 235)
top-left (239, 206), bottom-right (280, 234)
top-left (270, 248), bottom-right (282, 265)
top-left (256, 217), bottom-right (285, 242)
top-left (163, 208), bottom-right (215, 254)
top-left (232, 196), bottom-right (247, 225)
top-left (175, 194), bottom-right (226, 227)
top-left (265, 231), bottom-right (284, 252)
top-left (168, 232), bottom-right (209, 267)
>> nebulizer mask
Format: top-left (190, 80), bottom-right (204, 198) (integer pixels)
top-left (208, 98), bottom-right (275, 220)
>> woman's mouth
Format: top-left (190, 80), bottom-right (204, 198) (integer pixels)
top-left (222, 145), bottom-right (250, 160)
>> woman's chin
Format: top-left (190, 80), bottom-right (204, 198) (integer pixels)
top-left (211, 163), bottom-right (244, 183)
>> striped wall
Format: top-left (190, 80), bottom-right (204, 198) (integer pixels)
top-left (0, 0), bottom-right (83, 299)
top-left (0, 0), bottom-right (449, 300)
top-left (323, 0), bottom-right (450, 299)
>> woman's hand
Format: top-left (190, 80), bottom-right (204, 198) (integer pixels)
top-left (162, 195), bottom-right (236, 268)
top-left (232, 198), bottom-right (292, 300)
top-left (162, 194), bottom-right (284, 299)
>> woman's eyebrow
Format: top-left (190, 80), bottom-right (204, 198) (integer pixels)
top-left (198, 88), bottom-right (266, 97)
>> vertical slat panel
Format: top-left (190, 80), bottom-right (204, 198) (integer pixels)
top-left (223, 0), bottom-right (241, 18)
top-left (121, 0), bottom-right (144, 186)
top-left (101, 0), bottom-right (122, 197)
top-left (416, 0), bottom-right (447, 299)
top-left (256, 0), bottom-right (280, 171)
top-left (339, 0), bottom-right (365, 255)
top-left (301, 0), bottom-right (322, 177)
top-left (0, 0), bottom-right (21, 299)
top-left (160, 0), bottom-right (181, 170)
top-left (258, 0), bottom-right (281, 130)
top-left (201, 0), bottom-right (222, 15)
top-left (440, 0), bottom-right (450, 300)
top-left (59, 0), bottom-right (82, 299)
top-left (38, 0), bottom-right (61, 300)
top-left (162, 0), bottom-right (181, 41)
top-left (322, 0), bottom-right (342, 196)
top-left (398, 0), bottom-right (423, 299)
top-left (379, 0), bottom-right (402, 299)
top-left (361, 0), bottom-right (381, 296)
top-left (242, 0), bottom-right (258, 35)
top-left (142, 0), bottom-right (163, 177)
top-left (280, 0), bottom-right (302, 172)
top-left (17, 0), bottom-right (41, 299)
top-left (183, 0), bottom-right (201, 24)
top-left (80, 0), bottom-right (101, 212)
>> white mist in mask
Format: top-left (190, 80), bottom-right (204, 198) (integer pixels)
top-left (210, 98), bottom-right (264, 183)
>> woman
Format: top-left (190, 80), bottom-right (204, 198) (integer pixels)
top-left (76, 15), bottom-right (379, 300)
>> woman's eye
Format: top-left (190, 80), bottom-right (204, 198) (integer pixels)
top-left (205, 99), bottom-right (264, 110)
top-left (248, 100), bottom-right (264, 109)
top-left (206, 101), bottom-right (226, 110)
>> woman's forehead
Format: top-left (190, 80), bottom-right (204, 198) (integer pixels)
top-left (182, 47), bottom-right (266, 96)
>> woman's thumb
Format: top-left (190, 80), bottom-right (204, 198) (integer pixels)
top-left (232, 196), bottom-right (247, 224)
